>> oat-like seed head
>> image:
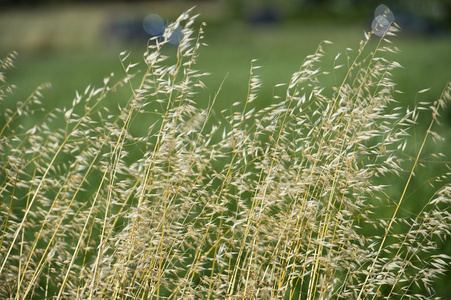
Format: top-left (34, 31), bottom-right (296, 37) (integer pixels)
top-left (0, 6), bottom-right (450, 300)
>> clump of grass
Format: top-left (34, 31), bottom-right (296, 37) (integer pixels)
top-left (1, 7), bottom-right (451, 299)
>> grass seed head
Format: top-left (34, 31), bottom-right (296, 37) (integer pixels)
top-left (1, 6), bottom-right (451, 300)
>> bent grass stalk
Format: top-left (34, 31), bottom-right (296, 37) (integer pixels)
top-left (1, 8), bottom-right (451, 300)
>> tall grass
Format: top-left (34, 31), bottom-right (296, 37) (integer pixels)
top-left (1, 8), bottom-right (451, 299)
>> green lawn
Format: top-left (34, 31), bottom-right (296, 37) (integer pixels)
top-left (4, 16), bottom-right (450, 122)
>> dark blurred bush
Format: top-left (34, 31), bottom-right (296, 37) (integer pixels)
top-left (1, 0), bottom-right (449, 32)
top-left (228, 0), bottom-right (450, 33)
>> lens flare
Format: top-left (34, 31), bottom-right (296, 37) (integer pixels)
top-left (372, 4), bottom-right (395, 37)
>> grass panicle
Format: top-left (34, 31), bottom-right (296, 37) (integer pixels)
top-left (1, 8), bottom-right (451, 299)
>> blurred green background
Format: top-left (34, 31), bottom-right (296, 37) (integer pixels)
top-left (1, 0), bottom-right (450, 114)
top-left (1, 0), bottom-right (451, 298)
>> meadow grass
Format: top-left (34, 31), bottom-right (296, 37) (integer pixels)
top-left (1, 8), bottom-right (451, 299)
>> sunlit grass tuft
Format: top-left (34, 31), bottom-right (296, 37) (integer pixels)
top-left (1, 8), bottom-right (451, 299)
